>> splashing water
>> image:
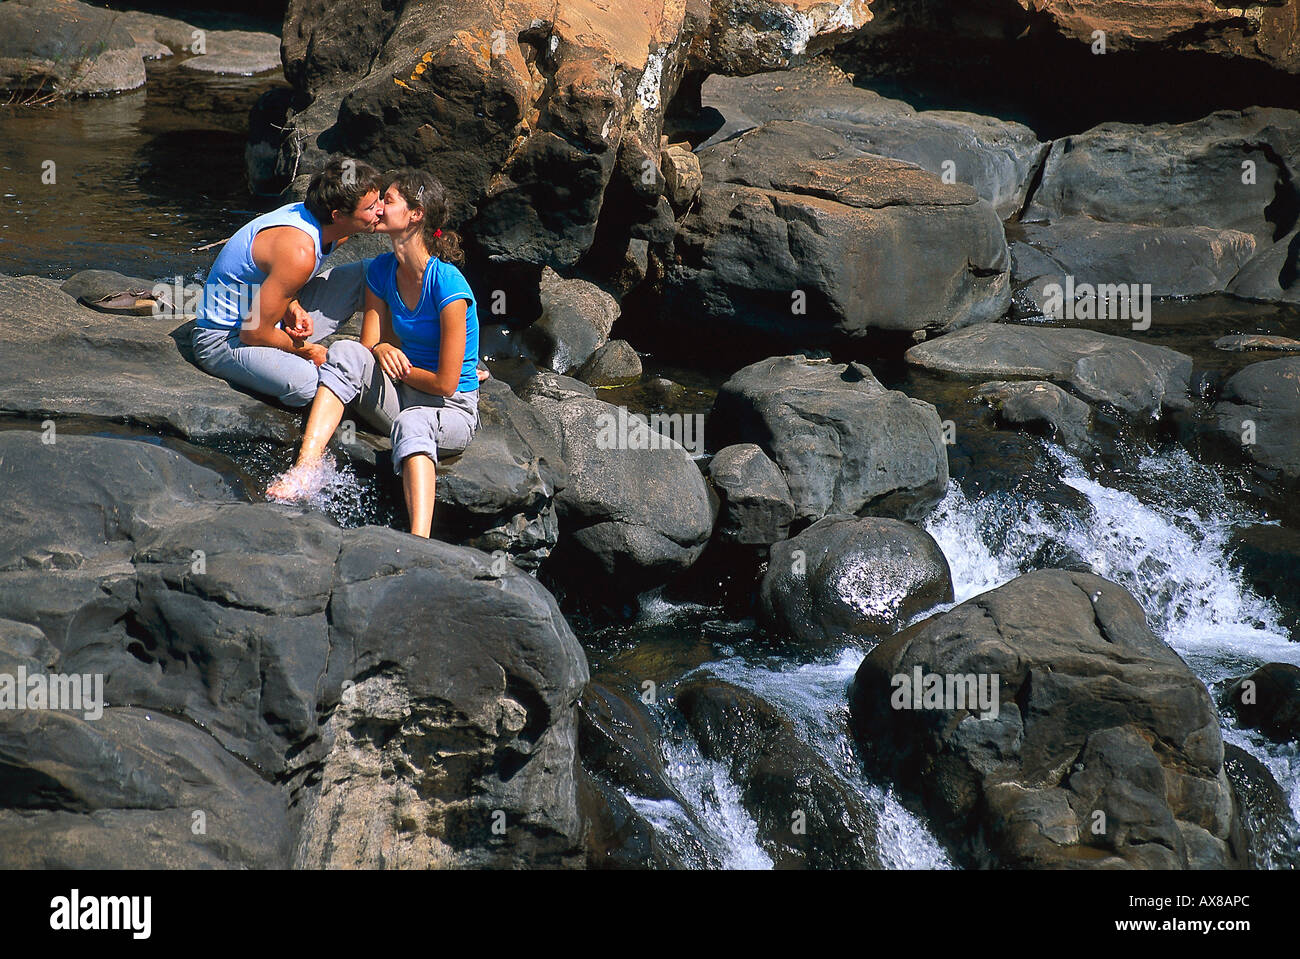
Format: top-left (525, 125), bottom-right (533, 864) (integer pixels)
top-left (924, 439), bottom-right (1300, 851)
top-left (700, 650), bottom-right (953, 869)
top-left (629, 713), bottom-right (773, 870)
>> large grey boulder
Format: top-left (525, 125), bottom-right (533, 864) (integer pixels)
top-left (0, 431), bottom-right (590, 868)
top-left (760, 515), bottom-right (953, 647)
top-left (707, 443), bottom-right (795, 546)
top-left (702, 62), bottom-right (1048, 218)
top-left (907, 324), bottom-right (1194, 419)
top-left (1018, 218), bottom-right (1256, 298)
top-left (523, 382), bottom-right (715, 595)
top-left (0, 273), bottom-right (300, 445)
top-left (1025, 109), bottom-right (1300, 246)
top-left (1210, 357), bottom-right (1300, 486)
top-left (711, 355), bottom-right (949, 523)
top-left (849, 569), bottom-right (1248, 869)
top-left (659, 121), bottom-right (1010, 342)
top-left (0, 0), bottom-right (146, 97)
top-left (522, 268), bottom-right (620, 375)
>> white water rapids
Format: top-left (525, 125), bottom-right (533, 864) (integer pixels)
top-left (633, 440), bottom-right (1300, 869)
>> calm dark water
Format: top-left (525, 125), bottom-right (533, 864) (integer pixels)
top-left (0, 57), bottom-right (284, 281)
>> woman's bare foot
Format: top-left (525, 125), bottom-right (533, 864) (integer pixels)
top-left (266, 457), bottom-right (329, 501)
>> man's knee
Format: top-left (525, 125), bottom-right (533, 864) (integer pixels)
top-left (280, 366), bottom-right (322, 407)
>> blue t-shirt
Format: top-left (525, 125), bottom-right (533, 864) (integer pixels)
top-left (365, 253), bottom-right (479, 393)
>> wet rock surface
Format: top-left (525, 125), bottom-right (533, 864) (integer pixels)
top-left (707, 443), bottom-right (796, 546)
top-left (907, 324), bottom-right (1194, 419)
top-left (850, 569), bottom-right (1248, 869)
top-left (658, 120), bottom-right (1010, 343)
top-left (761, 515), bottom-right (953, 647)
top-left (0, 431), bottom-right (589, 868)
top-left (711, 355), bottom-right (950, 523)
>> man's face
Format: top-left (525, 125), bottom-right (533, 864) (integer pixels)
top-left (334, 190), bottom-right (384, 234)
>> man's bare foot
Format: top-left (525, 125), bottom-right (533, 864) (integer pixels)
top-left (267, 457), bottom-right (329, 501)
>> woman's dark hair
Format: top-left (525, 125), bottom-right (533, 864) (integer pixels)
top-left (304, 156), bottom-right (384, 224)
top-left (387, 168), bottom-right (464, 265)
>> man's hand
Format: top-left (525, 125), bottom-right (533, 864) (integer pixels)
top-left (283, 300), bottom-right (313, 342)
top-left (297, 343), bottom-right (328, 366)
top-left (372, 342), bottom-right (412, 381)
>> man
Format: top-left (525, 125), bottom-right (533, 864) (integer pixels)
top-left (191, 156), bottom-right (386, 407)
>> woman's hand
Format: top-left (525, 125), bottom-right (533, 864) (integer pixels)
top-left (372, 342), bottom-right (412, 381)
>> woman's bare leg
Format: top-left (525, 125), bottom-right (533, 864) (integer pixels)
top-left (267, 385), bottom-right (347, 498)
top-left (295, 385), bottom-right (347, 465)
top-left (401, 453), bottom-right (436, 537)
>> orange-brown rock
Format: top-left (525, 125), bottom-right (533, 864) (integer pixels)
top-left (257, 0), bottom-right (875, 270)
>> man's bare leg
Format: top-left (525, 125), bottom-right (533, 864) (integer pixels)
top-left (402, 453), bottom-right (436, 538)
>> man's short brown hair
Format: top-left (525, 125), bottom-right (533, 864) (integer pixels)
top-left (304, 156), bottom-right (384, 224)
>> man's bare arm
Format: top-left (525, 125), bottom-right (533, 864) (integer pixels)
top-left (239, 228), bottom-right (317, 353)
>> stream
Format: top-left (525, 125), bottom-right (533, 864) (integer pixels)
top-left (2, 46), bottom-right (1297, 870)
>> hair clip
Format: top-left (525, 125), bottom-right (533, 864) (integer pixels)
top-left (415, 185), bottom-right (425, 202)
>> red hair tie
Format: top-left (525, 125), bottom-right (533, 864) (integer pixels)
top-left (434, 228), bottom-right (442, 238)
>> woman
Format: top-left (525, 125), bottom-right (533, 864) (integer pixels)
top-left (267, 168), bottom-right (481, 538)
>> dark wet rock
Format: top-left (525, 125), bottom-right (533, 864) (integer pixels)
top-left (761, 515), bottom-right (953, 647)
top-left (0, 273), bottom-right (300, 444)
top-left (431, 378), bottom-right (569, 569)
top-left (707, 444), bottom-right (795, 546)
top-left (907, 324), bottom-right (1194, 419)
top-left (261, 0), bottom-right (869, 268)
top-left (0, 431), bottom-right (590, 868)
top-left (521, 269), bottom-right (620, 375)
top-left (849, 569), bottom-right (1247, 869)
top-left (642, 376), bottom-right (686, 403)
top-left (0, 0), bottom-right (145, 97)
top-left (0, 708), bottom-right (292, 869)
top-left (1215, 334), bottom-right (1300, 353)
top-left (578, 767), bottom-right (684, 869)
top-left (1223, 744), bottom-right (1300, 869)
top-left (658, 121), bottom-right (1009, 343)
top-left (702, 62), bottom-right (1048, 218)
top-left (1024, 110), bottom-right (1300, 247)
top-left (579, 682), bottom-right (678, 803)
top-left (1222, 664), bottom-right (1300, 745)
top-left (1018, 218), bottom-right (1257, 298)
top-left (523, 382), bottom-right (714, 596)
top-left (712, 355), bottom-right (949, 523)
top-left (1228, 227), bottom-right (1300, 304)
top-left (1210, 357), bottom-right (1300, 485)
top-left (675, 676), bottom-right (882, 869)
top-left (1229, 523), bottom-right (1300, 638)
top-left (975, 380), bottom-right (1094, 452)
top-left (575, 339), bottom-right (643, 387)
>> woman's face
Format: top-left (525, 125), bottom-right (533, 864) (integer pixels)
top-left (375, 184), bottom-right (421, 235)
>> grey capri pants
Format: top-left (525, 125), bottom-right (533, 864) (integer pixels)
top-left (318, 339), bottom-right (479, 474)
top-left (190, 260), bottom-right (368, 407)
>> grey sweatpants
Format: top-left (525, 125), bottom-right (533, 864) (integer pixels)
top-left (318, 339), bottom-right (479, 474)
top-left (191, 260), bottom-right (369, 407)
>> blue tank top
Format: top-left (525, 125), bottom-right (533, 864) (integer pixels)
top-left (365, 253), bottom-right (480, 393)
top-left (196, 202), bottom-right (334, 330)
